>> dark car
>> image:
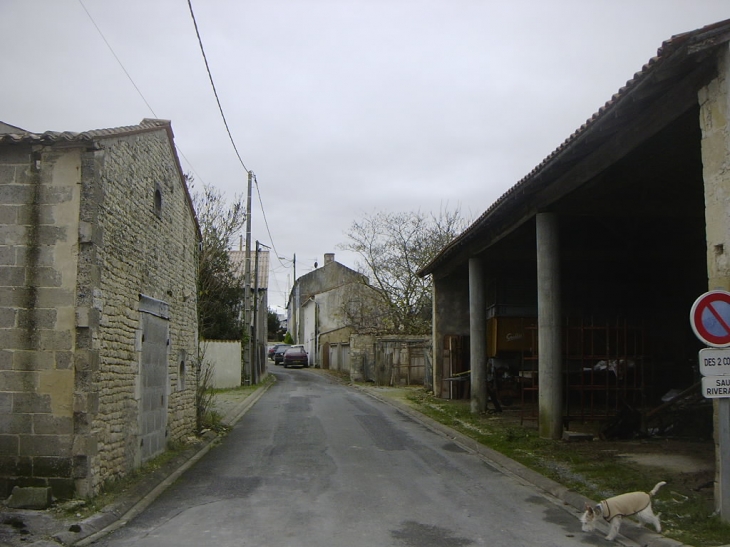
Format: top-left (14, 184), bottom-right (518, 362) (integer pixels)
top-left (269, 343), bottom-right (289, 361)
top-left (273, 344), bottom-right (291, 365)
top-left (283, 345), bottom-right (308, 368)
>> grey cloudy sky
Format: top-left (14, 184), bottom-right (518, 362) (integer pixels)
top-left (1, 1), bottom-right (729, 310)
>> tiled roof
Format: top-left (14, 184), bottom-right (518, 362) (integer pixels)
top-left (0, 118), bottom-right (172, 145)
top-left (0, 117), bottom-right (201, 239)
top-left (418, 18), bottom-right (730, 277)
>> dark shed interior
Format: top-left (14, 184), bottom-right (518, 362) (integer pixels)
top-left (471, 107), bottom-right (709, 432)
top-left (422, 22), bottom-right (730, 438)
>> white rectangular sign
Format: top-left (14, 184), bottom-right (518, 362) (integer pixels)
top-left (702, 376), bottom-right (730, 398)
top-left (699, 348), bottom-right (730, 376)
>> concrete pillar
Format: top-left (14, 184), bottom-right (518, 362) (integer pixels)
top-left (469, 258), bottom-right (487, 413)
top-left (699, 43), bottom-right (730, 520)
top-left (536, 213), bottom-right (563, 439)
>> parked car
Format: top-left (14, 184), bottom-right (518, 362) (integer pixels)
top-left (273, 344), bottom-right (291, 365)
top-left (269, 343), bottom-right (289, 361)
top-left (283, 345), bottom-right (308, 368)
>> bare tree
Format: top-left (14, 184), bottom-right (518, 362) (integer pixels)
top-left (339, 207), bottom-right (468, 334)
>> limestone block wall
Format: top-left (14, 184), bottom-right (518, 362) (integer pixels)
top-left (699, 43), bottom-right (730, 515)
top-left (78, 129), bottom-right (198, 496)
top-left (349, 334), bottom-right (374, 382)
top-left (0, 123), bottom-right (199, 500)
top-left (0, 144), bottom-right (81, 499)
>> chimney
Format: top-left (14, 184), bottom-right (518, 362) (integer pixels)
top-left (324, 253), bottom-right (335, 265)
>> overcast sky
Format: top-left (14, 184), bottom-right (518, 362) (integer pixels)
top-left (2, 1), bottom-right (729, 310)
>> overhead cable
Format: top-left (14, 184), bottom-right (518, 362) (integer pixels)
top-left (77, 0), bottom-right (207, 185)
top-left (187, 0), bottom-right (249, 173)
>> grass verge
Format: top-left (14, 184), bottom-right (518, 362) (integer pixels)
top-left (370, 384), bottom-right (730, 547)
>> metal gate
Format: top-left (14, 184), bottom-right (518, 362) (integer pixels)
top-left (138, 296), bottom-right (170, 465)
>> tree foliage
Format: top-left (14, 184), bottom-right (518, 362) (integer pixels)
top-left (267, 308), bottom-right (284, 341)
top-left (339, 208), bottom-right (468, 335)
top-left (191, 178), bottom-right (247, 340)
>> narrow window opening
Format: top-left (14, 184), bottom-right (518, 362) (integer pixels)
top-left (154, 188), bottom-right (163, 218)
top-left (178, 360), bottom-right (186, 391)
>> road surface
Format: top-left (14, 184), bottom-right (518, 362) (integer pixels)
top-left (92, 366), bottom-right (586, 546)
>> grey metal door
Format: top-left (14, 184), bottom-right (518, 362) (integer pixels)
top-left (138, 301), bottom-right (170, 464)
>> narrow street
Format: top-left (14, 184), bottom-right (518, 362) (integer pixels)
top-left (92, 366), bottom-right (585, 547)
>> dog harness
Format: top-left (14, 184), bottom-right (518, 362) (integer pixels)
top-left (599, 492), bottom-right (651, 521)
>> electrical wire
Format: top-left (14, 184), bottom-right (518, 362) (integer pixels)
top-left (187, 0), bottom-right (249, 173)
top-left (252, 173), bottom-right (288, 268)
top-left (81, 0), bottom-right (290, 277)
top-left (77, 0), bottom-right (157, 118)
top-left (77, 0), bottom-right (207, 186)
top-left (185, 3), bottom-right (294, 295)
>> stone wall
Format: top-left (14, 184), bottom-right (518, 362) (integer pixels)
top-left (78, 129), bottom-right (198, 496)
top-left (0, 123), bottom-right (199, 500)
top-left (349, 334), bottom-right (374, 382)
top-left (699, 42), bottom-right (730, 516)
top-left (0, 143), bottom-right (82, 499)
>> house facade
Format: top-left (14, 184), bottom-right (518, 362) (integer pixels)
top-left (0, 119), bottom-right (199, 500)
top-left (288, 253), bottom-right (382, 367)
top-left (417, 20), bottom-right (730, 515)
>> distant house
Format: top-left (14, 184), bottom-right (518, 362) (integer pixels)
top-left (0, 119), bottom-right (200, 500)
top-left (287, 253), bottom-right (383, 367)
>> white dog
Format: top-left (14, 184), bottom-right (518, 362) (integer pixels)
top-left (580, 481), bottom-right (666, 541)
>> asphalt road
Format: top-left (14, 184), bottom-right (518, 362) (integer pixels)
top-left (91, 366), bottom-right (588, 547)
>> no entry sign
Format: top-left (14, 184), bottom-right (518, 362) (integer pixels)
top-left (690, 290), bottom-right (730, 347)
top-left (692, 291), bottom-right (730, 522)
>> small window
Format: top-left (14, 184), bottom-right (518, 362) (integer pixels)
top-left (178, 350), bottom-right (187, 391)
top-left (178, 360), bottom-right (186, 391)
top-left (154, 188), bottom-right (163, 218)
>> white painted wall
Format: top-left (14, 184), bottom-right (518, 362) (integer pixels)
top-left (201, 341), bottom-right (241, 389)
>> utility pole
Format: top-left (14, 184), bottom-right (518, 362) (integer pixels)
top-left (292, 253), bottom-right (297, 343)
top-left (252, 241), bottom-right (260, 385)
top-left (243, 171), bottom-right (253, 384)
top-left (253, 241), bottom-right (270, 384)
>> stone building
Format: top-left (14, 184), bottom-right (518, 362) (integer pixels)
top-left (288, 253), bottom-right (384, 367)
top-left (0, 119), bottom-right (200, 500)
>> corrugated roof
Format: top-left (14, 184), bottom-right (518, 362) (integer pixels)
top-left (418, 18), bottom-right (730, 277)
top-left (230, 249), bottom-right (270, 290)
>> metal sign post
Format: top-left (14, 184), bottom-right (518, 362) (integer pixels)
top-left (691, 291), bottom-right (730, 521)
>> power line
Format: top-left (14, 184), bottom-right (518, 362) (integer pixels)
top-left (252, 173), bottom-right (287, 268)
top-left (77, 0), bottom-right (207, 186)
top-left (187, 1), bottom-right (292, 268)
top-left (78, 0), bottom-right (157, 118)
top-left (82, 0), bottom-right (288, 270)
top-left (187, 0), bottom-right (249, 173)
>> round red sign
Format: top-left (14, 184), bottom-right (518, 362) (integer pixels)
top-left (690, 290), bottom-right (730, 347)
